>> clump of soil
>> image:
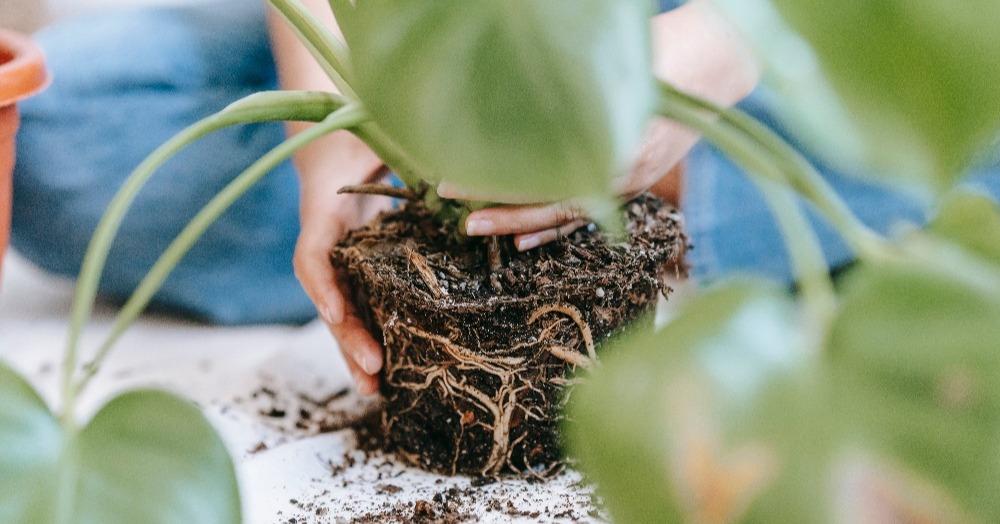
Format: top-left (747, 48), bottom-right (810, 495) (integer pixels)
top-left (332, 193), bottom-right (686, 477)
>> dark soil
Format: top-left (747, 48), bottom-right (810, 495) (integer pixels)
top-left (331, 193), bottom-right (686, 477)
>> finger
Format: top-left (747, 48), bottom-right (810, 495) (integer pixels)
top-left (464, 202), bottom-right (588, 237)
top-left (328, 273), bottom-right (383, 375)
top-left (513, 219), bottom-right (591, 251)
top-left (293, 234), bottom-right (347, 325)
top-left (340, 346), bottom-right (380, 396)
top-left (329, 313), bottom-right (383, 384)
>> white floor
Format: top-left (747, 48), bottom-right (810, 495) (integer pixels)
top-left (0, 251), bottom-right (605, 523)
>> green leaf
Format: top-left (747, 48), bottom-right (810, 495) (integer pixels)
top-left (0, 364), bottom-right (63, 523)
top-left (828, 248), bottom-right (1000, 520)
top-left (708, 0), bottom-right (873, 175)
top-left (567, 282), bottom-right (825, 523)
top-left (930, 191), bottom-right (1000, 266)
top-left (768, 0), bottom-right (1000, 190)
top-left (0, 363), bottom-right (241, 524)
top-left (341, 0), bottom-right (655, 203)
top-left (570, 236), bottom-right (1000, 521)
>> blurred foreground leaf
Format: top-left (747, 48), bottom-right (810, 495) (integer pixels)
top-left (708, 0), bottom-right (872, 175)
top-left (571, 260), bottom-right (1000, 522)
top-left (769, 0), bottom-right (1000, 191)
top-left (930, 191), bottom-right (1000, 265)
top-left (567, 282), bottom-right (828, 523)
top-left (0, 363), bottom-right (240, 524)
top-left (336, 0), bottom-right (655, 203)
top-left (828, 242), bottom-right (1000, 521)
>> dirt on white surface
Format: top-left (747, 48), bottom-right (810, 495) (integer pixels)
top-left (0, 252), bottom-right (608, 524)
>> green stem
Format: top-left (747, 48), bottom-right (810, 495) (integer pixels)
top-left (71, 104), bottom-right (369, 399)
top-left (60, 90), bottom-right (348, 420)
top-left (658, 81), bottom-right (890, 262)
top-left (267, 0), bottom-right (431, 189)
top-left (756, 179), bottom-right (838, 332)
top-left (268, 0), bottom-right (357, 99)
top-left (353, 124), bottom-right (428, 189)
top-left (656, 87), bottom-right (837, 330)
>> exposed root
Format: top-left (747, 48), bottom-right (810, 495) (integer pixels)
top-left (338, 183), bottom-right (419, 200)
top-left (380, 299), bottom-right (602, 476)
top-left (332, 194), bottom-right (688, 477)
top-left (487, 236), bottom-right (502, 272)
top-left (405, 245), bottom-right (446, 299)
top-left (528, 304), bottom-right (596, 361)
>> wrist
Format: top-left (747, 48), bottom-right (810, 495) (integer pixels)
top-left (651, 0), bottom-right (761, 106)
top-left (293, 128), bottom-right (384, 186)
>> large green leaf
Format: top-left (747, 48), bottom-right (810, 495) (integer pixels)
top-left (768, 0), bottom-right (1000, 191)
top-left (567, 282), bottom-right (828, 523)
top-left (0, 364), bottom-right (241, 524)
top-left (827, 244), bottom-right (1000, 521)
top-left (0, 364), bottom-right (63, 523)
top-left (570, 261), bottom-right (1000, 522)
top-left (930, 191), bottom-right (1000, 266)
top-left (336, 0), bottom-right (655, 203)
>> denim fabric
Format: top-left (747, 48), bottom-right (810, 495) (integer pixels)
top-left (658, 0), bottom-right (685, 12)
top-left (13, 1), bottom-right (314, 324)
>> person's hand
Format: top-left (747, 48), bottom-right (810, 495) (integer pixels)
top-left (446, 0), bottom-right (760, 249)
top-left (292, 130), bottom-right (390, 396)
top-left (269, 0), bottom-right (395, 395)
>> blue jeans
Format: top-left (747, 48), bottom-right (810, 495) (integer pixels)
top-left (14, 2), bottom-right (313, 325)
top-left (13, 2), bottom-right (1000, 324)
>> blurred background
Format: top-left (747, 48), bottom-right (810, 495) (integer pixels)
top-left (1, 0), bottom-right (219, 32)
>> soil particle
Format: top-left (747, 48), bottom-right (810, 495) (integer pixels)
top-left (257, 395), bottom-right (609, 523)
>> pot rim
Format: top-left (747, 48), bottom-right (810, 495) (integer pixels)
top-left (0, 28), bottom-right (50, 107)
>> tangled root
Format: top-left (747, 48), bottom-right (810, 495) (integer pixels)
top-left (332, 194), bottom-right (687, 477)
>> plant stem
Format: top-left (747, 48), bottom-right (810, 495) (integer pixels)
top-left (352, 124), bottom-right (429, 189)
top-left (658, 82), bottom-right (891, 263)
top-left (71, 104), bottom-right (369, 399)
top-left (60, 90), bottom-right (348, 420)
top-left (268, 0), bottom-right (357, 98)
top-left (338, 184), bottom-right (420, 200)
top-left (756, 180), bottom-right (838, 333)
top-left (267, 0), bottom-right (430, 189)
top-left (656, 86), bottom-right (838, 331)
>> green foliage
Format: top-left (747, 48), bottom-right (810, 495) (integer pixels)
top-left (570, 242), bottom-right (1000, 522)
top-left (827, 239), bottom-right (1000, 521)
top-left (333, 0), bottom-right (655, 203)
top-left (768, 0), bottom-right (1000, 191)
top-left (708, 0), bottom-right (872, 175)
top-left (930, 191), bottom-right (1000, 265)
top-left (0, 363), bottom-right (241, 524)
top-left (568, 282), bottom-right (822, 523)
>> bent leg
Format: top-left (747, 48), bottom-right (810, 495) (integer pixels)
top-left (13, 1), bottom-right (315, 324)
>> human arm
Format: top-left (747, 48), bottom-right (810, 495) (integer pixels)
top-left (446, 0), bottom-right (762, 248)
top-left (267, 0), bottom-right (386, 395)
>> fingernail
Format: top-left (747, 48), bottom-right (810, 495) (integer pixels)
top-left (319, 303), bottom-right (333, 324)
top-left (465, 218), bottom-right (493, 236)
top-left (517, 234), bottom-right (542, 251)
top-left (437, 180), bottom-right (456, 198)
top-left (361, 353), bottom-right (382, 375)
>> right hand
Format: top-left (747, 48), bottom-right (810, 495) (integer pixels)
top-left (269, 0), bottom-right (393, 396)
top-left (292, 129), bottom-right (389, 396)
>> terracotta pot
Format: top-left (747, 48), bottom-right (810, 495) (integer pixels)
top-left (0, 29), bottom-right (49, 277)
